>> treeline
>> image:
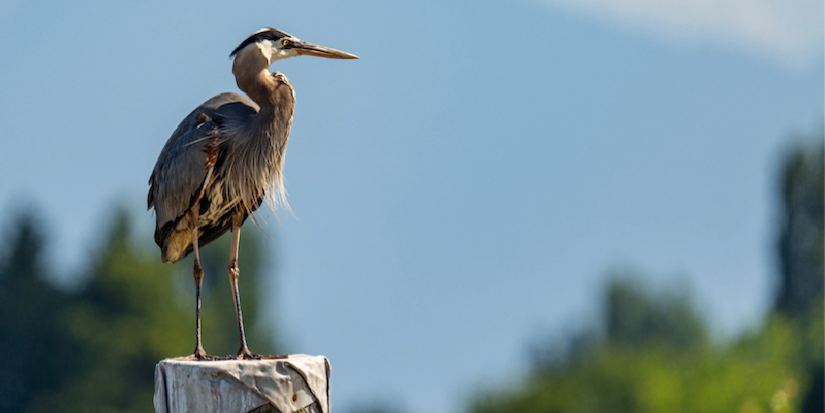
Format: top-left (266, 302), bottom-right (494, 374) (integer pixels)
top-left (0, 209), bottom-right (277, 412)
top-left (469, 139), bottom-right (824, 413)
top-left (0, 137), bottom-right (821, 413)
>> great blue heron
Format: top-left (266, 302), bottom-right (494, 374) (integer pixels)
top-left (148, 28), bottom-right (357, 360)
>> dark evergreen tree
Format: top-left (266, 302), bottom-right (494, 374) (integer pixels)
top-left (775, 139), bottom-right (824, 318)
top-left (604, 275), bottom-right (706, 350)
top-left (0, 212), bottom-right (77, 412)
top-left (0, 206), bottom-right (278, 412)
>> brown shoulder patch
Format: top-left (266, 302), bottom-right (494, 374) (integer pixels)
top-left (195, 112), bottom-right (220, 170)
top-left (203, 132), bottom-right (220, 170)
top-left (196, 113), bottom-right (211, 124)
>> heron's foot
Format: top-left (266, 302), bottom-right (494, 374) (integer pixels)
top-left (236, 347), bottom-right (262, 360)
top-left (182, 346), bottom-right (215, 361)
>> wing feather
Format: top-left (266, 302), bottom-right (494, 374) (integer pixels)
top-left (148, 92), bottom-right (259, 250)
top-left (148, 118), bottom-right (218, 244)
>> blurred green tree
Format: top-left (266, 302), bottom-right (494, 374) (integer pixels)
top-left (775, 139), bottom-right (823, 319)
top-left (0, 206), bottom-right (278, 412)
top-left (0, 211), bottom-right (79, 413)
top-left (24, 209), bottom-right (193, 412)
top-left (472, 279), bottom-right (809, 413)
top-left (470, 137), bottom-right (824, 413)
top-left (603, 275), bottom-right (706, 351)
top-left (774, 138), bottom-right (824, 413)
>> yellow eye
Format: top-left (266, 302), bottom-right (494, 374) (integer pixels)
top-left (282, 39), bottom-right (290, 47)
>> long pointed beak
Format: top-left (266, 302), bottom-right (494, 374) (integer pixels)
top-left (293, 40), bottom-right (359, 59)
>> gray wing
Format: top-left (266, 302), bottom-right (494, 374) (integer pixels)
top-left (148, 92), bottom-right (259, 245)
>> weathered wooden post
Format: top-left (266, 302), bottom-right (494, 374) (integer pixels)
top-left (154, 354), bottom-right (331, 413)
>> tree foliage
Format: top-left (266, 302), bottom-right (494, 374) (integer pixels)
top-left (473, 283), bottom-right (821, 413)
top-left (0, 207), bottom-right (278, 413)
top-left (775, 139), bottom-right (824, 318)
top-left (0, 211), bottom-right (80, 412)
top-left (604, 276), bottom-right (706, 351)
top-left (471, 138), bottom-right (824, 413)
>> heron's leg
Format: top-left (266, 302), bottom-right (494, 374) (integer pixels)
top-left (229, 213), bottom-right (258, 360)
top-left (190, 207), bottom-right (210, 360)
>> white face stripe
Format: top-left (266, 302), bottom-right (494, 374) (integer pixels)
top-left (255, 39), bottom-right (275, 59)
top-left (248, 38), bottom-right (298, 65)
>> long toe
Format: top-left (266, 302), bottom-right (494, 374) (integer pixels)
top-left (236, 348), bottom-right (262, 360)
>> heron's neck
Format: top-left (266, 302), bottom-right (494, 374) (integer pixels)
top-left (235, 66), bottom-right (294, 131)
top-left (228, 58), bottom-right (294, 213)
top-left (234, 47), bottom-right (292, 100)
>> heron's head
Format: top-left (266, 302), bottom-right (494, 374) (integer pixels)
top-left (230, 27), bottom-right (357, 72)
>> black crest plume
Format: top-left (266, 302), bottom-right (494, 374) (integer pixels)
top-left (230, 28), bottom-right (293, 57)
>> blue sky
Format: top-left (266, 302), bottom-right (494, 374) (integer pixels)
top-left (0, 1), bottom-right (822, 412)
